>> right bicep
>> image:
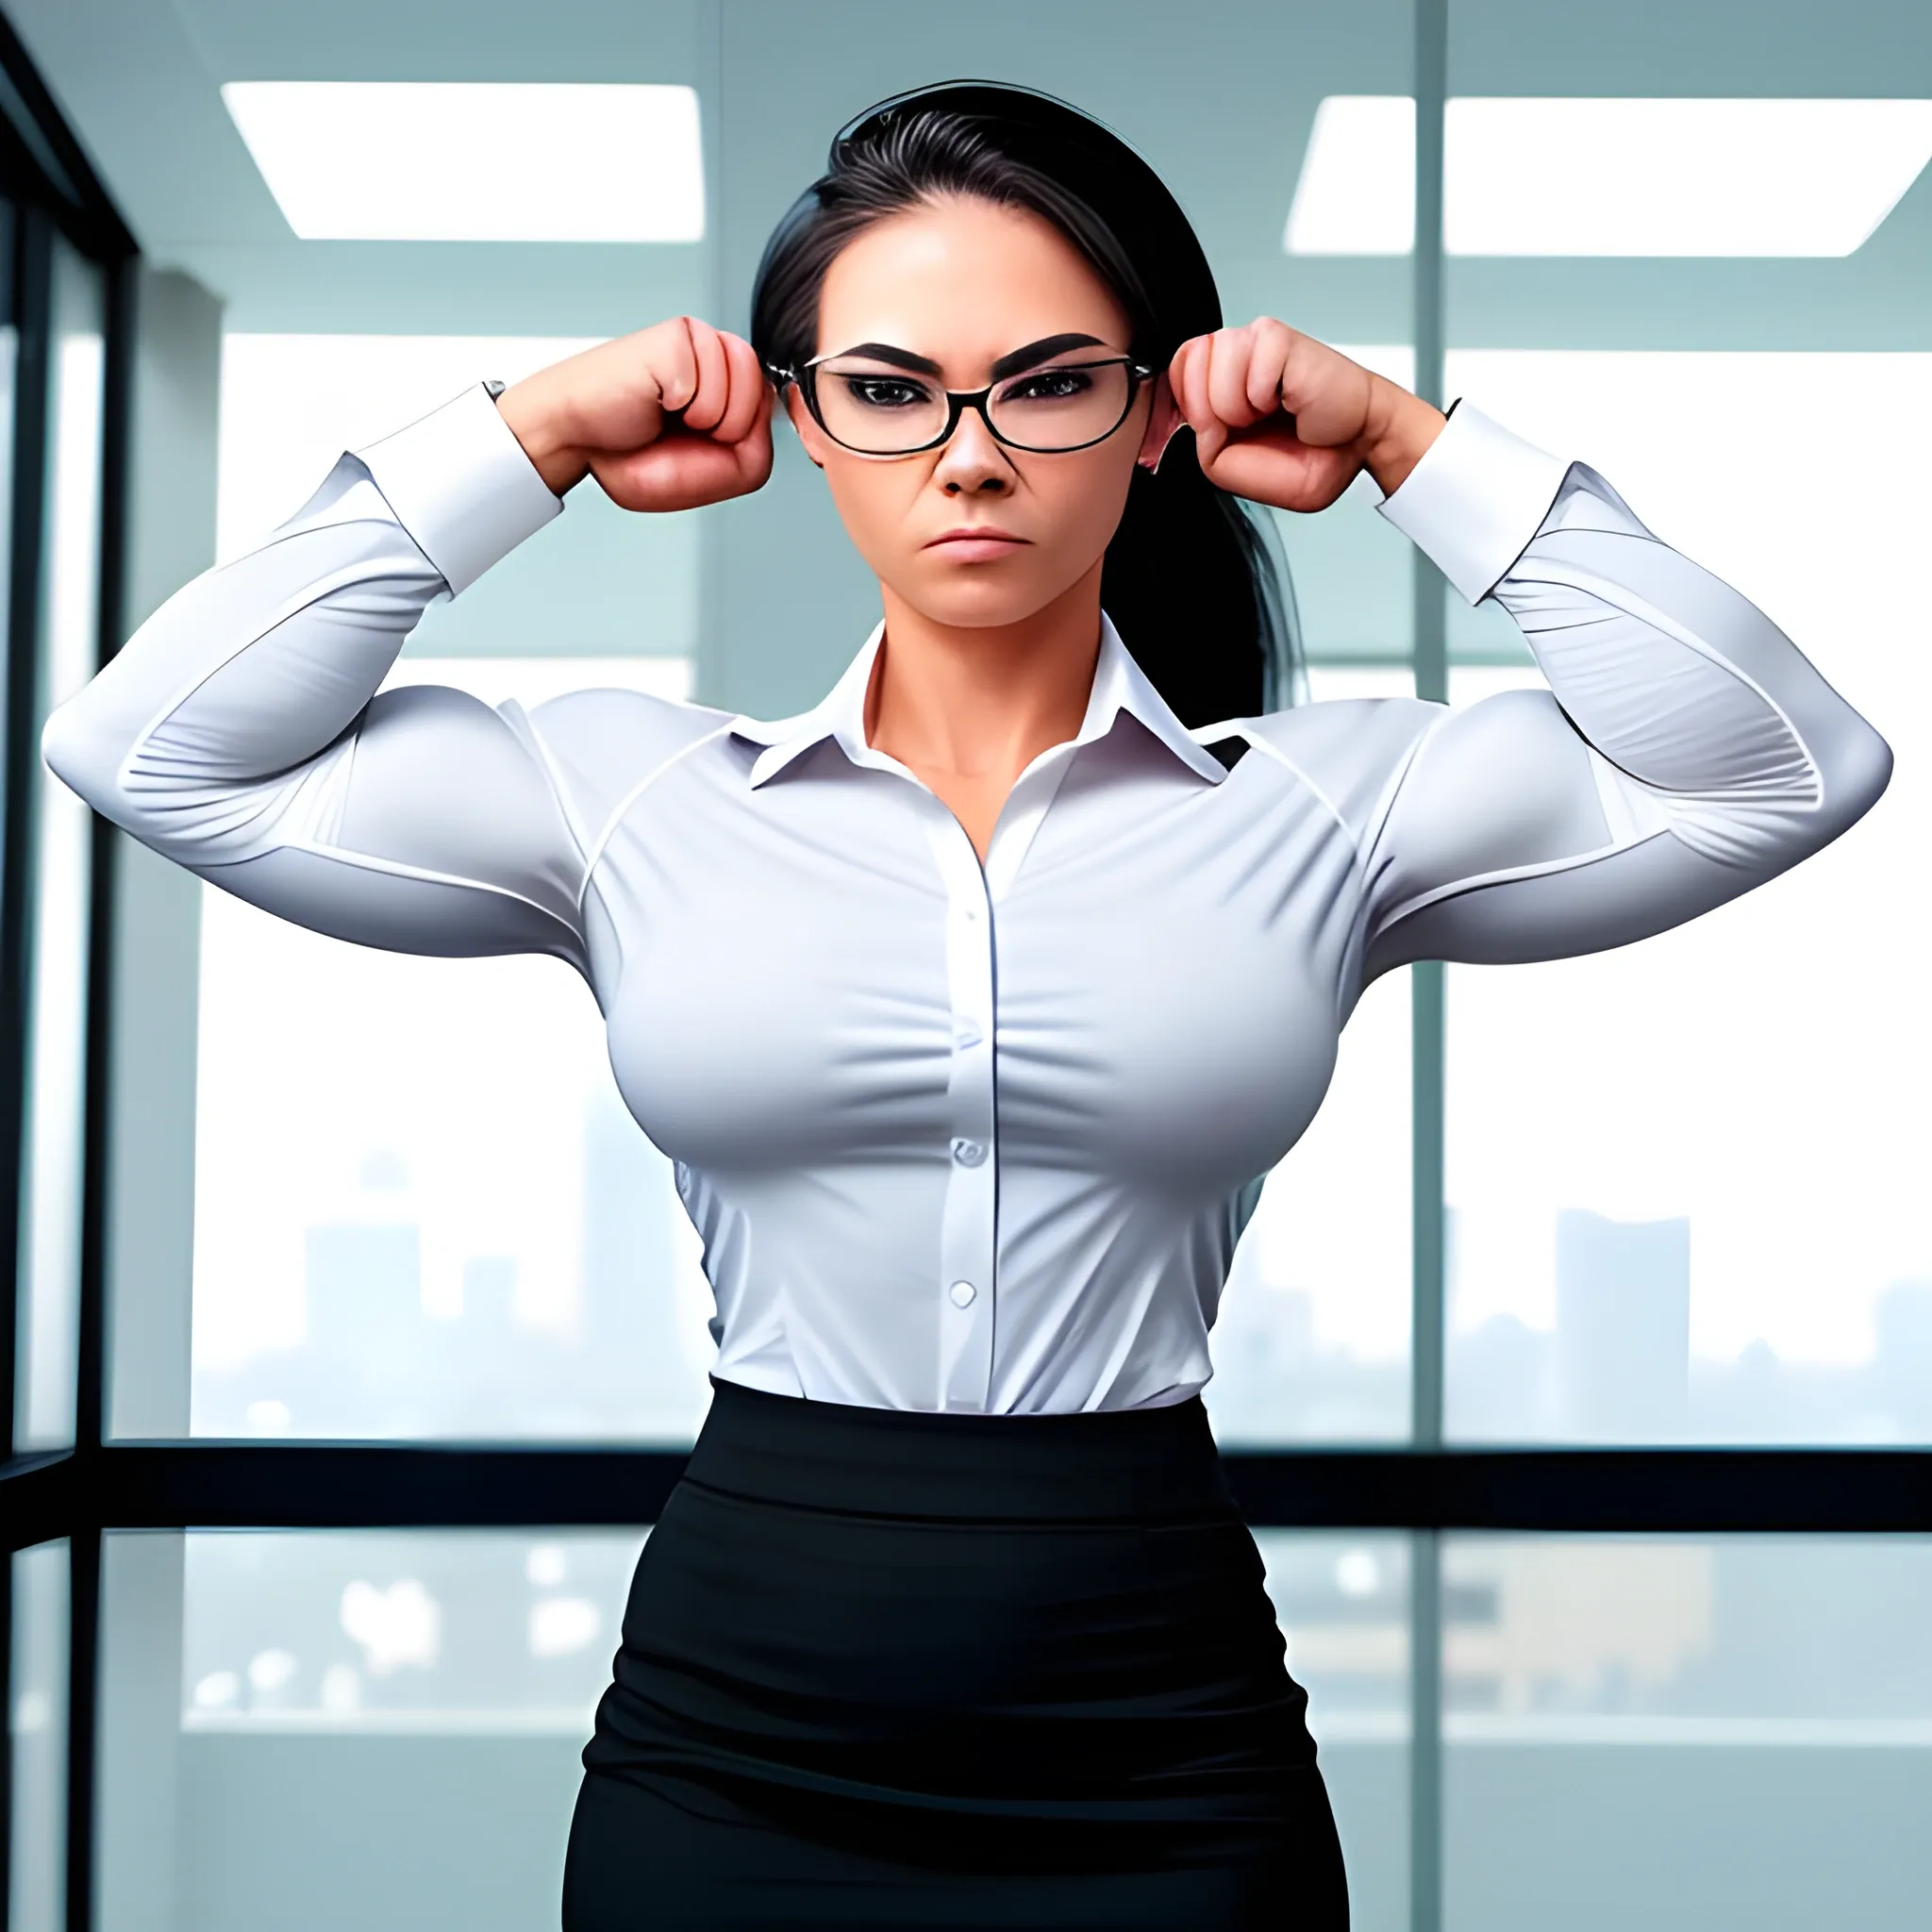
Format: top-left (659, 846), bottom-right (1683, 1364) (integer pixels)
top-left (184, 680), bottom-right (591, 967)
top-left (42, 441), bottom-right (590, 968)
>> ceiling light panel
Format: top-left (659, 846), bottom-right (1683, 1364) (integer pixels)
top-left (1285, 96), bottom-right (1932, 257)
top-left (1284, 95), bottom-right (1418, 255)
top-left (222, 82), bottom-right (705, 242)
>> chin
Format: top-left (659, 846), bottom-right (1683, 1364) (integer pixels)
top-left (909, 593), bottom-right (1051, 631)
top-left (899, 563), bottom-right (1078, 632)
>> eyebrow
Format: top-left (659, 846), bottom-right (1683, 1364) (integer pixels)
top-left (824, 333), bottom-right (1113, 384)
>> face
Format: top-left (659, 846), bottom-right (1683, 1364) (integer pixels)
top-left (785, 194), bottom-right (1175, 632)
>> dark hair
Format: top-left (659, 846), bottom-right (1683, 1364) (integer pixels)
top-left (749, 81), bottom-right (1304, 728)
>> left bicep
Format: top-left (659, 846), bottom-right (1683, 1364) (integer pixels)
top-left (1349, 414), bottom-right (1892, 980)
top-left (1358, 685), bottom-right (1758, 980)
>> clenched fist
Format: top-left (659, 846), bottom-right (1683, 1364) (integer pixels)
top-left (497, 317), bottom-right (774, 511)
top-left (1167, 319), bottom-right (1446, 512)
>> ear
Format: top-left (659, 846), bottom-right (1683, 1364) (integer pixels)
top-left (1136, 370), bottom-right (1184, 475)
top-left (783, 385), bottom-right (829, 471)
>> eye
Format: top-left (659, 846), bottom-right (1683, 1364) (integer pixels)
top-left (831, 374), bottom-right (934, 410)
top-left (999, 365), bottom-right (1101, 403)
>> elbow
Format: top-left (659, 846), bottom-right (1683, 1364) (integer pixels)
top-left (40, 693), bottom-right (160, 845)
top-left (1848, 719), bottom-right (1893, 821)
top-left (40, 695), bottom-right (121, 814)
top-left (1817, 715), bottom-right (1892, 844)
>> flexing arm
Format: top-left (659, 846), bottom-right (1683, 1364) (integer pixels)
top-left (1352, 402), bottom-right (1892, 979)
top-left (42, 320), bottom-right (774, 968)
top-left (41, 385), bottom-right (593, 964)
top-left (1170, 323), bottom-right (1892, 988)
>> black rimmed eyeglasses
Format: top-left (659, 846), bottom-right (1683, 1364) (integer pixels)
top-left (772, 345), bottom-right (1155, 458)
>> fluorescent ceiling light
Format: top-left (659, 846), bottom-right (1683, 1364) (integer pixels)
top-left (1286, 96), bottom-right (1419, 255)
top-left (1285, 96), bottom-right (1932, 256)
top-left (221, 82), bottom-right (704, 242)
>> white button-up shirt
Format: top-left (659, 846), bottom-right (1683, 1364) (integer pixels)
top-left (42, 384), bottom-right (1890, 1413)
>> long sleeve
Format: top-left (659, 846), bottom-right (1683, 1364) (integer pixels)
top-left (1337, 401), bottom-right (1893, 983)
top-left (41, 383), bottom-right (593, 969)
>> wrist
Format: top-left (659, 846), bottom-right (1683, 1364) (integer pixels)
top-left (494, 375), bottom-right (591, 497)
top-left (1355, 375), bottom-right (1447, 499)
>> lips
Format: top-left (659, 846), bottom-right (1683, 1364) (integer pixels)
top-left (924, 529), bottom-right (1028, 553)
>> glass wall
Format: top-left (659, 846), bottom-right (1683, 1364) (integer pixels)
top-left (1442, 1536), bottom-right (1932, 1930)
top-left (1257, 1530), bottom-right (1412, 1932)
top-left (184, 335), bottom-right (706, 1441)
top-left (8, 1539), bottom-right (69, 1932)
top-left (93, 1526), bottom-right (1932, 1932)
top-left (1441, 1), bottom-right (1932, 1444)
top-left (89, 1525), bottom-right (1411, 1932)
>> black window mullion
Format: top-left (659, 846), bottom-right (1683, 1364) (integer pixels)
top-left (1, 199), bottom-right (51, 1470)
top-left (75, 251), bottom-right (134, 1462)
top-left (1, 1538), bottom-right (12, 1932)
top-left (61, 1528), bottom-right (94, 1932)
top-left (8, 1442), bottom-right (1930, 1546)
top-left (59, 241), bottom-right (131, 1932)
top-left (0, 24), bottom-right (136, 1923)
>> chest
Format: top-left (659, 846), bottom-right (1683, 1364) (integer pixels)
top-left (591, 741), bottom-right (1361, 1193)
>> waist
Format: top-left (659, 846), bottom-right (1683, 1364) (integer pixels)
top-left (684, 1375), bottom-right (1240, 1525)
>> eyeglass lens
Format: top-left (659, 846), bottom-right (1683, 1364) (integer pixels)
top-left (811, 358), bottom-right (1137, 454)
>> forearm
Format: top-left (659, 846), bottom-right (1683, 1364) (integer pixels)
top-left (42, 384), bottom-right (561, 855)
top-left (47, 389), bottom-right (557, 795)
top-left (42, 464), bottom-right (438, 838)
top-left (1378, 402), bottom-right (1892, 879)
top-left (1495, 462), bottom-right (1892, 855)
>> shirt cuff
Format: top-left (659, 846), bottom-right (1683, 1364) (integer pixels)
top-left (355, 382), bottom-right (563, 596)
top-left (1373, 399), bottom-right (1573, 606)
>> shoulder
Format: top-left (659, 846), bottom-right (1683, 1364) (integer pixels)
top-left (1240, 694), bottom-right (1442, 766)
top-left (1208, 695), bottom-right (1448, 841)
top-left (508, 687), bottom-right (741, 839)
top-left (524, 685), bottom-right (734, 767)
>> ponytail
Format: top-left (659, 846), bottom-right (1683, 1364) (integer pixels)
top-left (1103, 436), bottom-right (1305, 723)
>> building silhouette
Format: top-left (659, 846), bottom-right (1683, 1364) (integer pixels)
top-left (1555, 1208), bottom-right (1690, 1441)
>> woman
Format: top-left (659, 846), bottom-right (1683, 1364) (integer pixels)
top-left (45, 80), bottom-right (1889, 1930)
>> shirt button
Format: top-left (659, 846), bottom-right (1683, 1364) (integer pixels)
top-left (953, 1021), bottom-right (982, 1051)
top-left (948, 1280), bottom-right (977, 1308)
top-left (950, 1137), bottom-right (987, 1168)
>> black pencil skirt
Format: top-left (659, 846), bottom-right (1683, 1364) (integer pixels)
top-left (562, 1377), bottom-right (1348, 1929)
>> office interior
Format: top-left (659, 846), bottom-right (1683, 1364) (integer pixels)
top-left (3, 2), bottom-right (1930, 1927)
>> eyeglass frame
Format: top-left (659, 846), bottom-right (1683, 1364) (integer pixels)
top-left (770, 348), bottom-right (1157, 458)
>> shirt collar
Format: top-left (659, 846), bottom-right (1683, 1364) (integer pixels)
top-left (727, 612), bottom-right (1232, 790)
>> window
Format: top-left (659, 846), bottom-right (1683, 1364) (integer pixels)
top-left (1440, 345), bottom-right (1923, 1452)
top-left (1441, 1536), bottom-right (1932, 1928)
top-left (8, 1539), bottom-right (68, 1932)
top-left (183, 333), bottom-right (709, 1441)
top-left (12, 237), bottom-right (104, 1450)
top-left (189, 657), bottom-right (715, 1443)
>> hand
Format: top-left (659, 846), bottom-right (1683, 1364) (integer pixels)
top-left (1166, 319), bottom-right (1445, 511)
top-left (496, 317), bottom-right (774, 510)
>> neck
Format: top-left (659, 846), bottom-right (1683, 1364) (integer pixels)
top-left (864, 562), bottom-right (1105, 781)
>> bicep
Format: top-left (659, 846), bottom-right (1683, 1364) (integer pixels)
top-left (1359, 686), bottom-right (1748, 980)
top-left (188, 682), bottom-right (590, 968)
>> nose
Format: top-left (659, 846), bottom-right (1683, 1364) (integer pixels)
top-left (931, 402), bottom-right (1014, 495)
